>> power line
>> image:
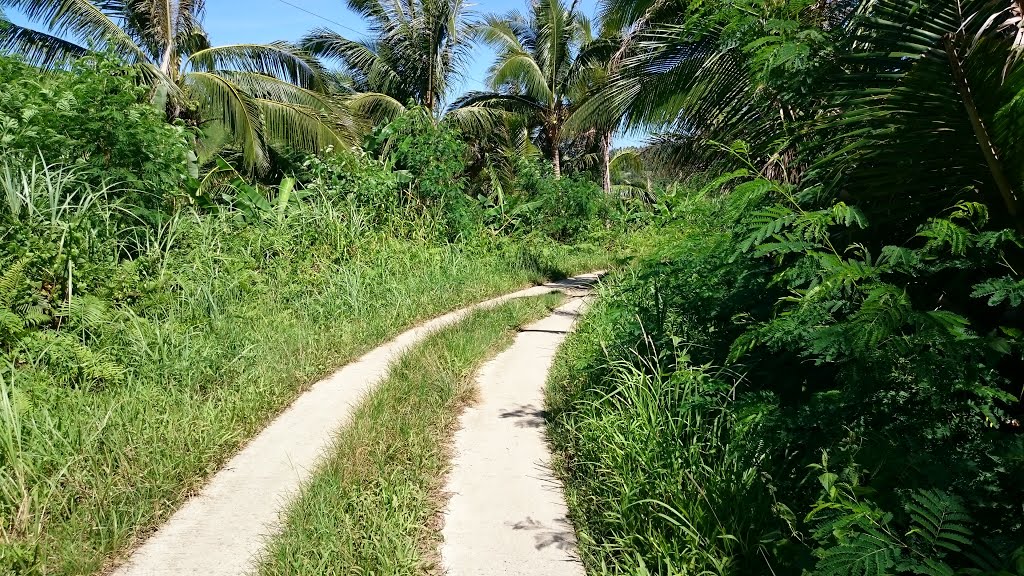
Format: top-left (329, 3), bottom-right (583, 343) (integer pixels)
top-left (268, 0), bottom-right (365, 36)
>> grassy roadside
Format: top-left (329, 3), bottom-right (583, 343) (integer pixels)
top-left (257, 292), bottom-right (565, 575)
top-left (1, 231), bottom-right (602, 575)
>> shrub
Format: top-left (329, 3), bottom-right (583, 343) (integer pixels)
top-left (0, 53), bottom-right (192, 207)
top-left (548, 172), bottom-right (1024, 575)
top-left (368, 108), bottom-right (480, 239)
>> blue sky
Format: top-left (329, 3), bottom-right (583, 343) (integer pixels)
top-left (6, 0), bottom-right (646, 146)
top-left (199, 0), bottom-right (601, 97)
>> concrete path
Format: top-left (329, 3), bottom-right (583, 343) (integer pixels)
top-left (111, 273), bottom-right (602, 576)
top-left (440, 294), bottom-right (593, 576)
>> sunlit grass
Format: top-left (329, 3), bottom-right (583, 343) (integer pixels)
top-left (0, 225), bottom-right (600, 574)
top-left (257, 293), bottom-right (565, 575)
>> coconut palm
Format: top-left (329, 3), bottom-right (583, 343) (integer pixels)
top-left (0, 0), bottom-right (356, 172)
top-left (580, 0), bottom-right (1024, 233)
top-left (301, 0), bottom-right (473, 125)
top-left (450, 0), bottom-right (613, 179)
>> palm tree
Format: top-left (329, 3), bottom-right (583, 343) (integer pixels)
top-left (0, 0), bottom-right (356, 172)
top-left (301, 0), bottom-right (472, 125)
top-left (450, 0), bottom-right (611, 179)
top-left (579, 0), bottom-right (1024, 233)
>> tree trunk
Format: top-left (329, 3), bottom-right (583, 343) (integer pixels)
top-left (601, 131), bottom-right (612, 194)
top-left (944, 35), bottom-right (1021, 230)
top-left (553, 146), bottom-right (561, 179)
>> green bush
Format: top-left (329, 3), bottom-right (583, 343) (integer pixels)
top-left (497, 160), bottom-right (614, 242)
top-left (368, 108), bottom-right (481, 239)
top-left (548, 174), bottom-right (1024, 575)
top-left (0, 53), bottom-right (192, 206)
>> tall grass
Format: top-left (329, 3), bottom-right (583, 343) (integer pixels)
top-left (0, 160), bottom-right (613, 574)
top-left (546, 290), bottom-right (771, 576)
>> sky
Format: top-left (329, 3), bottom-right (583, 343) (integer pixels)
top-left (6, 0), bottom-right (646, 146)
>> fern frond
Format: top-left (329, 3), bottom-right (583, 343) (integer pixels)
top-left (917, 218), bottom-right (970, 256)
top-left (56, 294), bottom-right (109, 331)
top-left (0, 259), bottom-right (27, 308)
top-left (971, 276), bottom-right (1024, 307)
top-left (815, 528), bottom-right (902, 576)
top-left (905, 490), bottom-right (973, 555)
top-left (740, 204), bottom-right (797, 252)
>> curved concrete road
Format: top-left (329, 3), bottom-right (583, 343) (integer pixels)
top-left (441, 294), bottom-right (593, 576)
top-left (110, 273), bottom-right (602, 576)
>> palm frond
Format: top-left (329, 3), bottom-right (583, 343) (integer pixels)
top-left (491, 52), bottom-right (553, 104)
top-left (256, 98), bottom-right (351, 155)
top-left (0, 0), bottom-right (146, 64)
top-left (443, 105), bottom-right (508, 137)
top-left (346, 91), bottom-right (406, 126)
top-left (807, 0), bottom-right (1024, 233)
top-left (185, 41), bottom-right (326, 90)
top-left (183, 70), bottom-right (268, 172)
top-left (0, 18), bottom-right (88, 68)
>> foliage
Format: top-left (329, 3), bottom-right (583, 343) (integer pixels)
top-left (450, 0), bottom-right (613, 178)
top-left (0, 54), bottom-right (191, 204)
top-left (515, 168), bottom-right (612, 242)
top-left (301, 0), bottom-right (473, 124)
top-left (369, 108), bottom-right (479, 239)
top-left (549, 173), bottom-right (1024, 575)
top-left (0, 160), bottom-right (613, 573)
top-left (547, 0), bottom-right (1024, 572)
top-left (0, 0), bottom-right (355, 172)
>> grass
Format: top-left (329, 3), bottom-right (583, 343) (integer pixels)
top-left (0, 211), bottom-right (604, 575)
top-left (257, 292), bottom-right (565, 575)
top-left (544, 276), bottom-right (767, 576)
top-left (0, 158), bottom-right (620, 575)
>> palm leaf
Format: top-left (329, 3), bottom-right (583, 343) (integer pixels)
top-left (186, 42), bottom-right (326, 90)
top-left (256, 98), bottom-right (349, 156)
top-left (346, 91), bottom-right (406, 126)
top-left (0, 0), bottom-right (146, 64)
top-left (0, 17), bottom-right (88, 68)
top-left (183, 70), bottom-right (268, 171)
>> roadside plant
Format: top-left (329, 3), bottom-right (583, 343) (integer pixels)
top-left (0, 0), bottom-right (357, 172)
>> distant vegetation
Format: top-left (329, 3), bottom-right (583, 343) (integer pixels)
top-left (1, 0), bottom-right (1023, 574)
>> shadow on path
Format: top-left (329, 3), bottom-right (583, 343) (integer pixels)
top-left (508, 516), bottom-right (579, 551)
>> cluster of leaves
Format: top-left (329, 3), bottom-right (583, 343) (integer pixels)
top-left (549, 169), bottom-right (1024, 574)
top-left (548, 0), bottom-right (1024, 572)
top-left (0, 53), bottom-right (192, 206)
top-left (0, 169), bottom-right (136, 391)
top-left (510, 166), bottom-right (615, 242)
top-left (365, 108), bottom-right (480, 239)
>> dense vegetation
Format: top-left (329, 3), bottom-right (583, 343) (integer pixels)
top-left (548, 0), bottom-right (1024, 575)
top-left (2, 0), bottom-right (1023, 574)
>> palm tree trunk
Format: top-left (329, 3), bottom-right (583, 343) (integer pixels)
top-left (601, 131), bottom-right (612, 194)
top-left (159, 43), bottom-right (174, 76)
top-left (944, 35), bottom-right (1021, 230)
top-left (553, 146), bottom-right (561, 179)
